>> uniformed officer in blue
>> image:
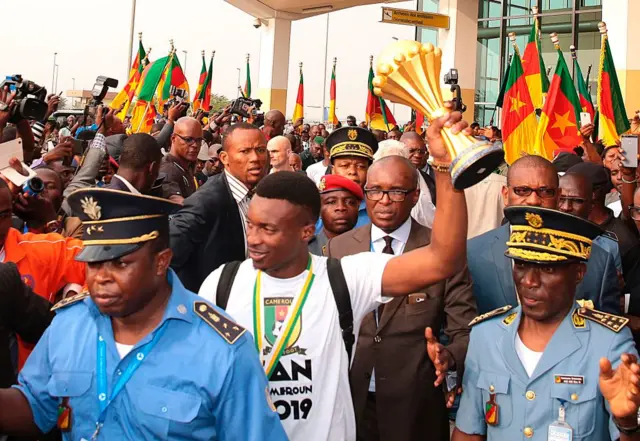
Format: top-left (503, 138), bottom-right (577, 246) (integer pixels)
top-left (453, 206), bottom-right (640, 441)
top-left (0, 188), bottom-right (288, 440)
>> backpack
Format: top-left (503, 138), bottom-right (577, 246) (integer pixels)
top-left (215, 258), bottom-right (355, 361)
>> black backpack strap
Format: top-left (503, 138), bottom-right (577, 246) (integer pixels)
top-left (215, 261), bottom-right (242, 310)
top-left (326, 257), bottom-right (355, 361)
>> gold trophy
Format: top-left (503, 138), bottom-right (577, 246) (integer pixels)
top-left (373, 40), bottom-right (504, 189)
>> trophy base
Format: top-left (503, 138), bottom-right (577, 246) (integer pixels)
top-left (450, 142), bottom-right (505, 190)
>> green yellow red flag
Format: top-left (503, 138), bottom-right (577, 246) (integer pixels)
top-left (534, 34), bottom-right (582, 158)
top-left (157, 51), bottom-right (190, 109)
top-left (201, 52), bottom-right (215, 112)
top-left (521, 8), bottom-right (549, 109)
top-left (502, 36), bottom-right (538, 164)
top-left (110, 36), bottom-right (147, 119)
top-left (328, 58), bottom-right (338, 125)
top-left (570, 45), bottom-right (595, 121)
top-left (292, 63), bottom-right (304, 122)
top-left (365, 56), bottom-right (396, 131)
top-left (192, 51), bottom-right (208, 112)
top-left (597, 22), bottom-right (630, 147)
top-left (130, 55), bottom-right (170, 133)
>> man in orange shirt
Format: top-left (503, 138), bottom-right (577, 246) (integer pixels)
top-left (0, 179), bottom-right (85, 368)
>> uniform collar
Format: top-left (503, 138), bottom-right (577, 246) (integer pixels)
top-left (112, 175), bottom-right (141, 195)
top-left (371, 217), bottom-right (412, 245)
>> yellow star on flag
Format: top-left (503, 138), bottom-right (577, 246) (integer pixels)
top-left (551, 111), bottom-right (576, 135)
top-left (509, 93), bottom-right (527, 116)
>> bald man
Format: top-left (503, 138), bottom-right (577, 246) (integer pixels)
top-left (400, 131), bottom-right (436, 228)
top-left (289, 152), bottom-right (303, 172)
top-left (263, 109), bottom-right (286, 140)
top-left (160, 117), bottom-right (203, 203)
top-left (267, 136), bottom-right (293, 173)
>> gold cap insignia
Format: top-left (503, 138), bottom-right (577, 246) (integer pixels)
top-left (81, 196), bottom-right (102, 220)
top-left (525, 212), bottom-right (543, 229)
top-left (347, 129), bottom-right (358, 141)
top-left (318, 177), bottom-right (326, 191)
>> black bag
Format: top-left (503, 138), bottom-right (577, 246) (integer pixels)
top-left (215, 258), bottom-right (355, 360)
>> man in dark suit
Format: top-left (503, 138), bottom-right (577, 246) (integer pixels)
top-left (327, 156), bottom-right (476, 441)
top-left (468, 155), bottom-right (620, 314)
top-left (106, 133), bottom-right (163, 195)
top-left (169, 122), bottom-right (269, 292)
top-left (401, 131), bottom-right (436, 228)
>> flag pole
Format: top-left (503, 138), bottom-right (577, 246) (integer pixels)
top-left (368, 55), bottom-right (373, 130)
top-left (126, 1), bottom-right (138, 77)
top-left (331, 57), bottom-right (337, 129)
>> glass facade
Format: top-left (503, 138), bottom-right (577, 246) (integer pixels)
top-left (416, 0), bottom-right (440, 46)
top-left (475, 0), bottom-right (602, 125)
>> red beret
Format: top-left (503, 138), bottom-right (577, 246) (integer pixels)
top-left (318, 175), bottom-right (364, 200)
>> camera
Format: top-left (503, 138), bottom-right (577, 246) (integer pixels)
top-left (444, 69), bottom-right (458, 86)
top-left (0, 75), bottom-right (48, 123)
top-left (164, 86), bottom-right (189, 117)
top-left (85, 76), bottom-right (118, 119)
top-left (443, 68), bottom-right (466, 113)
top-left (253, 18), bottom-right (262, 28)
top-left (230, 97), bottom-right (263, 118)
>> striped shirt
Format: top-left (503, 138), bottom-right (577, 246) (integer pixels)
top-left (225, 171), bottom-right (252, 256)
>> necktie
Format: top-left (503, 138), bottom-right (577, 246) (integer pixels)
top-left (382, 236), bottom-right (395, 255)
top-left (378, 236), bottom-right (395, 320)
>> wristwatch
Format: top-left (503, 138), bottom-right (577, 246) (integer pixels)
top-left (614, 417), bottom-right (640, 435)
top-left (44, 220), bottom-right (62, 234)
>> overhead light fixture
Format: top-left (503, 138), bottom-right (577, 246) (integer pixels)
top-left (302, 5), bottom-right (333, 13)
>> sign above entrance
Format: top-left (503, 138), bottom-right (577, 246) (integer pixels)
top-left (381, 7), bottom-right (450, 30)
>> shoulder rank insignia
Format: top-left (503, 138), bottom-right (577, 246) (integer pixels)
top-left (577, 307), bottom-right (628, 333)
top-left (194, 301), bottom-right (246, 344)
top-left (51, 291), bottom-right (89, 312)
top-left (469, 305), bottom-right (513, 327)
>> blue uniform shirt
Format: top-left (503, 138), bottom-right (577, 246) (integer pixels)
top-left (14, 270), bottom-right (288, 441)
top-left (315, 200), bottom-right (369, 235)
top-left (456, 303), bottom-right (638, 441)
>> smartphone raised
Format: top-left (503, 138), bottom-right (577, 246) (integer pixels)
top-left (580, 112), bottom-right (592, 127)
top-left (621, 135), bottom-right (639, 168)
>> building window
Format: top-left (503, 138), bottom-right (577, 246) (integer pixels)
top-left (474, 0), bottom-right (601, 126)
top-left (417, 0), bottom-right (440, 45)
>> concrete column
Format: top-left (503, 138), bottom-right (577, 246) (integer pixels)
top-left (602, 0), bottom-right (640, 117)
top-left (437, 0), bottom-right (479, 123)
top-left (257, 18), bottom-right (292, 113)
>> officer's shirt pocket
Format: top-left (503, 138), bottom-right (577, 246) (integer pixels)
top-left (47, 371), bottom-right (94, 422)
top-left (477, 371), bottom-right (513, 427)
top-left (550, 383), bottom-right (598, 438)
top-left (135, 385), bottom-right (202, 438)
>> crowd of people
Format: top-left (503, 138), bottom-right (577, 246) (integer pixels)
top-left (0, 82), bottom-right (640, 441)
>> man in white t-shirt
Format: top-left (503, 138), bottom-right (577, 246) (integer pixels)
top-left (268, 136), bottom-right (293, 173)
top-left (199, 107), bottom-right (470, 441)
top-left (305, 136), bottom-right (329, 184)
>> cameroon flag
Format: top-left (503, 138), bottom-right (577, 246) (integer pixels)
top-left (244, 56), bottom-right (252, 98)
top-left (522, 17), bottom-right (549, 109)
top-left (292, 65), bottom-right (304, 122)
top-left (597, 27), bottom-right (630, 147)
top-left (572, 52), bottom-right (595, 121)
top-left (157, 53), bottom-right (190, 109)
top-left (130, 56), bottom-right (170, 133)
top-left (501, 47), bottom-right (538, 164)
top-left (328, 60), bottom-right (338, 125)
top-left (534, 42), bottom-right (582, 158)
top-left (192, 53), bottom-right (208, 112)
top-left (366, 62), bottom-right (396, 131)
top-left (201, 52), bottom-right (214, 111)
top-left (111, 39), bottom-right (146, 119)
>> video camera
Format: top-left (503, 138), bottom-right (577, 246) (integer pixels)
top-left (0, 75), bottom-right (48, 123)
top-left (85, 76), bottom-right (119, 119)
top-left (230, 96), bottom-right (263, 119)
top-left (443, 68), bottom-right (466, 113)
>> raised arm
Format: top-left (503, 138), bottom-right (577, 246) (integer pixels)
top-left (382, 107), bottom-right (469, 296)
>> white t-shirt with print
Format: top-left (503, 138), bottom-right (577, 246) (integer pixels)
top-left (199, 252), bottom-right (393, 441)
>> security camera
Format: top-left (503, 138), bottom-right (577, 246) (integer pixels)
top-left (253, 18), bottom-right (262, 28)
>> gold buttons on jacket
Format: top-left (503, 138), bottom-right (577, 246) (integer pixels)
top-left (489, 385), bottom-right (495, 393)
top-left (524, 427), bottom-right (533, 437)
top-left (571, 393), bottom-right (578, 401)
top-left (525, 390), bottom-right (535, 400)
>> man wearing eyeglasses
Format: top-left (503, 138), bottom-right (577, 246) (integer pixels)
top-left (401, 131), bottom-right (436, 229)
top-left (326, 155), bottom-right (476, 441)
top-left (467, 155), bottom-right (620, 315)
top-left (159, 117), bottom-right (203, 204)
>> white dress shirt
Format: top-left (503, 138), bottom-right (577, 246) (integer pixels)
top-left (112, 175), bottom-right (141, 195)
top-left (411, 168), bottom-right (435, 229)
top-left (368, 217), bottom-right (411, 392)
top-left (225, 171), bottom-right (251, 256)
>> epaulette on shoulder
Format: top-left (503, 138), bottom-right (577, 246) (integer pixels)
top-left (194, 301), bottom-right (246, 344)
top-left (51, 291), bottom-right (90, 312)
top-left (468, 305), bottom-right (513, 327)
top-left (577, 307), bottom-right (628, 333)
top-left (602, 230), bottom-right (619, 242)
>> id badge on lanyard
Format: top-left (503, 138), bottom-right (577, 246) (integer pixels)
top-left (548, 401), bottom-right (573, 441)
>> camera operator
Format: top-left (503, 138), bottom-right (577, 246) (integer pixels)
top-left (30, 94), bottom-right (60, 148)
top-left (0, 87), bottom-right (37, 164)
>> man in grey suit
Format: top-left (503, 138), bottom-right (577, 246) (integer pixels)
top-left (468, 155), bottom-right (620, 314)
